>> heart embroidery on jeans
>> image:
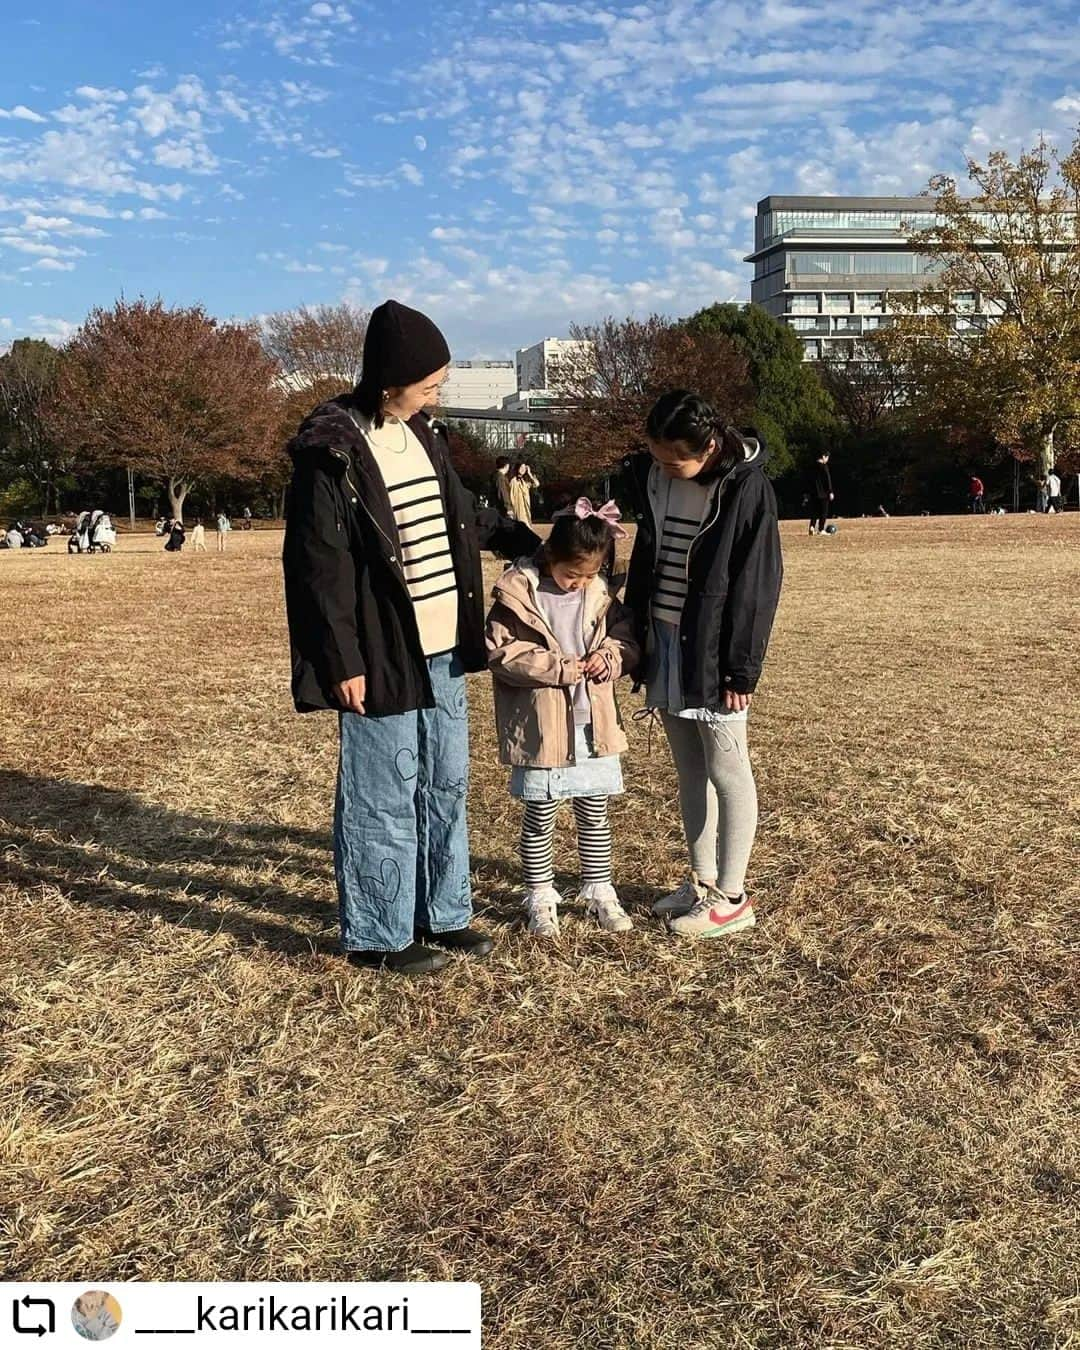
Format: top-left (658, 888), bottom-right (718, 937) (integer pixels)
top-left (395, 747), bottom-right (418, 781)
top-left (356, 858), bottom-right (402, 906)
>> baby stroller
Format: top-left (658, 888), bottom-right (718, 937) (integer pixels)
top-left (69, 510), bottom-right (117, 554)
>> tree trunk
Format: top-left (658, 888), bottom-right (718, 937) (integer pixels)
top-left (1039, 426), bottom-right (1055, 476)
top-left (168, 478), bottom-right (190, 523)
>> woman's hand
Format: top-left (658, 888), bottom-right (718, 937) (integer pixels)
top-left (334, 675), bottom-right (367, 714)
top-left (723, 689), bottom-right (751, 713)
top-left (582, 652), bottom-right (613, 683)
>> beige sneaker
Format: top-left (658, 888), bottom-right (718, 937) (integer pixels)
top-left (581, 882), bottom-right (633, 932)
top-left (667, 887), bottom-right (756, 939)
top-left (524, 886), bottom-right (561, 937)
top-left (652, 873), bottom-right (707, 919)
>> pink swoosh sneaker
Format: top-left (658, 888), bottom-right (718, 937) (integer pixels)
top-left (668, 890), bottom-right (756, 939)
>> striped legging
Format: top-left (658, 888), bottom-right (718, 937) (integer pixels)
top-left (520, 796), bottom-right (612, 887)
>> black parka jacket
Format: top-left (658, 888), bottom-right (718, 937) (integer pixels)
top-left (621, 440), bottom-right (783, 700)
top-left (283, 396), bottom-right (540, 715)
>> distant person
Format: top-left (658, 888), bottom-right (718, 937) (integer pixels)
top-left (492, 456), bottom-right (513, 516)
top-left (164, 519), bottom-right (185, 552)
top-left (1046, 469), bottom-right (1062, 513)
top-left (969, 475), bottom-right (985, 513)
top-left (154, 516), bottom-right (169, 537)
top-left (486, 503), bottom-right (639, 937)
top-left (508, 461), bottom-right (540, 525)
top-left (191, 518), bottom-right (207, 552)
top-left (809, 450), bottom-right (834, 536)
top-left (1035, 476), bottom-right (1048, 513)
top-left (216, 511), bottom-right (230, 552)
top-left (242, 505), bottom-right (253, 531)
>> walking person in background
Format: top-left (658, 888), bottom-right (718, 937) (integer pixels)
top-left (1046, 469), bottom-right (1062, 513)
top-left (969, 475), bottom-right (986, 514)
top-left (164, 518), bottom-right (185, 553)
top-left (283, 299), bottom-right (539, 976)
top-left (486, 503), bottom-right (639, 937)
top-left (242, 506), bottom-right (253, 531)
top-left (492, 457), bottom-right (513, 516)
top-left (191, 518), bottom-right (207, 553)
top-left (216, 511), bottom-right (230, 552)
top-left (508, 461), bottom-right (540, 526)
top-left (809, 449), bottom-right (834, 536)
top-left (622, 391), bottom-right (782, 941)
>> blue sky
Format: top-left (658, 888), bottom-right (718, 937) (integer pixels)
top-left (2, 0), bottom-right (1079, 356)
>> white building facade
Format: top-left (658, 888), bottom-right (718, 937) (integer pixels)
top-left (439, 360), bottom-right (518, 411)
top-left (746, 195), bottom-right (1000, 361)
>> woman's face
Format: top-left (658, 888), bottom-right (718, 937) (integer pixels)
top-left (647, 435), bottom-right (716, 480)
top-left (386, 365), bottom-right (450, 419)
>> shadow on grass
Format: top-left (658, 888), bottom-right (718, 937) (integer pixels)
top-left (0, 769), bottom-right (336, 957)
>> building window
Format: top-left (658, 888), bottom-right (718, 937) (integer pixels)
top-left (802, 341), bottom-right (821, 361)
top-left (788, 294), bottom-right (820, 314)
top-left (953, 291), bottom-right (976, 312)
top-left (853, 252), bottom-right (915, 274)
top-left (790, 251), bottom-right (851, 275)
top-left (856, 292), bottom-right (884, 311)
top-left (823, 293), bottom-right (853, 314)
top-left (834, 316), bottom-right (862, 333)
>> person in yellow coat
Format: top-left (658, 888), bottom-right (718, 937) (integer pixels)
top-left (508, 461), bottom-right (540, 525)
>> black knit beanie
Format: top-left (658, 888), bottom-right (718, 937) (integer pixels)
top-left (361, 299), bottom-right (451, 389)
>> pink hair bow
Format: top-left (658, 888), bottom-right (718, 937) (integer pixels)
top-left (555, 497), bottom-right (629, 539)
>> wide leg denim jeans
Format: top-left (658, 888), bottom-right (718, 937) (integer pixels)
top-left (333, 650), bottom-right (473, 952)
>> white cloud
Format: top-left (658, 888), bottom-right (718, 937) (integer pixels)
top-left (27, 314), bottom-right (78, 344)
top-left (32, 257), bottom-right (75, 271)
top-left (0, 105), bottom-right (47, 123)
top-left (284, 260), bottom-right (324, 272)
top-left (75, 86), bottom-right (128, 104)
top-left (414, 135), bottom-right (427, 152)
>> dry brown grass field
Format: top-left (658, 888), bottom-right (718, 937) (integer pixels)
top-left (0, 516), bottom-right (1077, 1348)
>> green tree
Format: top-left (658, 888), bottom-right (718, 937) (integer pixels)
top-left (0, 337), bottom-right (68, 516)
top-left (878, 133), bottom-right (1080, 475)
top-left (685, 303), bottom-right (836, 475)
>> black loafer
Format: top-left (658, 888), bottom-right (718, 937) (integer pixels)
top-left (415, 926), bottom-right (494, 958)
top-left (347, 942), bottom-right (449, 975)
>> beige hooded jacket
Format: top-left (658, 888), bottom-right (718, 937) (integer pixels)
top-left (485, 559), bottom-right (640, 768)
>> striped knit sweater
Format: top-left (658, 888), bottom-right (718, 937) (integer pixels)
top-left (652, 476), bottom-right (711, 624)
top-left (367, 417), bottom-right (459, 657)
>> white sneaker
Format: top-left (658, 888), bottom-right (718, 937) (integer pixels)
top-left (581, 882), bottom-right (633, 933)
top-left (523, 886), bottom-right (561, 937)
top-left (667, 887), bottom-right (756, 939)
top-left (652, 874), bottom-right (707, 919)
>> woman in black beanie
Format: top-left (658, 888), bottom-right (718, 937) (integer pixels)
top-left (283, 300), bottom-right (540, 975)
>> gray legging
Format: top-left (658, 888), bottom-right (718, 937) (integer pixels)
top-left (660, 713), bottom-right (759, 898)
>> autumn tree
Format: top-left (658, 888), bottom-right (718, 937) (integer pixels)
top-left (261, 302), bottom-right (369, 392)
top-left (554, 315), bottom-right (752, 477)
top-left (0, 337), bottom-right (68, 515)
top-left (878, 133), bottom-right (1080, 475)
top-left (54, 299), bottom-right (282, 522)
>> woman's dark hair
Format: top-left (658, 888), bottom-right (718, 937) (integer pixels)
top-left (354, 372), bottom-right (386, 429)
top-left (512, 460), bottom-right (531, 476)
top-left (543, 512), bottom-right (614, 577)
top-left (495, 456), bottom-right (510, 470)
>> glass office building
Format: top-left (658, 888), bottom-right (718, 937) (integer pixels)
top-left (746, 196), bottom-right (979, 361)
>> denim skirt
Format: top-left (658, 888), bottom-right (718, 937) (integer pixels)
top-left (509, 723), bottom-right (624, 801)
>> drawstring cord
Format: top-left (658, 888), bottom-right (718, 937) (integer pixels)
top-left (632, 706), bottom-right (663, 754)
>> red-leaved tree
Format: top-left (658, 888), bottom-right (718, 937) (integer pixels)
top-left (54, 299), bottom-right (282, 521)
